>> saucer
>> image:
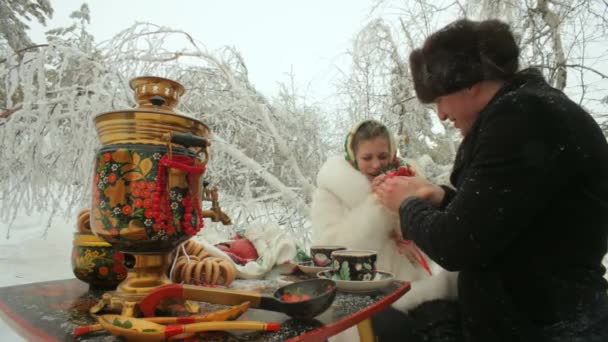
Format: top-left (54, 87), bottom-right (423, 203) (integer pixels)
top-left (297, 261), bottom-right (331, 276)
top-left (317, 270), bottom-right (394, 293)
top-left (277, 262), bottom-right (299, 275)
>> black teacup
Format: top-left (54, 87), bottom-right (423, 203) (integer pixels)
top-left (331, 249), bottom-right (377, 281)
top-left (310, 245), bottom-right (347, 267)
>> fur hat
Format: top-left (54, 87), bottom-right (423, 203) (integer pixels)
top-left (409, 19), bottom-right (520, 103)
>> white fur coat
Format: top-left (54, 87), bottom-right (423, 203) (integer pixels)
top-left (311, 156), bottom-right (458, 312)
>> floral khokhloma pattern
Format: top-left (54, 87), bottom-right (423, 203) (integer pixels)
top-left (332, 259), bottom-right (377, 281)
top-left (91, 147), bottom-right (201, 246)
top-left (71, 246), bottom-right (127, 289)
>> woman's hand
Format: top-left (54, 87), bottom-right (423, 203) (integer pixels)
top-left (373, 176), bottom-right (445, 212)
top-left (371, 174), bottom-right (388, 188)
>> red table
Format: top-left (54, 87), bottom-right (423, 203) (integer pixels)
top-left (0, 278), bottom-right (409, 341)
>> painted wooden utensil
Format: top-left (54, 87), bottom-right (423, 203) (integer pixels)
top-left (73, 301), bottom-right (249, 337)
top-left (97, 314), bottom-right (280, 342)
top-left (139, 278), bottom-right (337, 319)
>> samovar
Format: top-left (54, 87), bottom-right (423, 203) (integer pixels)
top-left (89, 76), bottom-right (224, 315)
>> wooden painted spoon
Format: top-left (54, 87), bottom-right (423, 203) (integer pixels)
top-left (97, 314), bottom-right (280, 342)
top-left (74, 301), bottom-right (249, 337)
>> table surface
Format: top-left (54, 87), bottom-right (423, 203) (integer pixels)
top-left (0, 274), bottom-right (409, 341)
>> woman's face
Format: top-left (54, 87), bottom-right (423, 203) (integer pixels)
top-left (354, 136), bottom-right (391, 181)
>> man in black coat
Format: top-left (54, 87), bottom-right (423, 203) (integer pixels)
top-left (374, 18), bottom-right (608, 341)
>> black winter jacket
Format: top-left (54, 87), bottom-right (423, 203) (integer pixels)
top-left (400, 69), bottom-right (608, 341)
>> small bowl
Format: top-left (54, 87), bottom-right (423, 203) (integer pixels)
top-left (276, 261), bottom-right (299, 275)
top-left (272, 278), bottom-right (337, 319)
top-left (71, 233), bottom-right (130, 290)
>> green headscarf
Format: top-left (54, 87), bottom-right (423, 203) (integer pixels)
top-left (344, 119), bottom-right (404, 172)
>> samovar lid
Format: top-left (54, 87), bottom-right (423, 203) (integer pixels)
top-left (94, 76), bottom-right (206, 127)
top-left (94, 76), bottom-right (210, 145)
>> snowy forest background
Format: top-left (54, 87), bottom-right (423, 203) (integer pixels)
top-left (1, 0), bottom-right (608, 283)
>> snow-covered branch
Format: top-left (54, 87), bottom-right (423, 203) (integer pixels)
top-left (212, 134), bottom-right (310, 217)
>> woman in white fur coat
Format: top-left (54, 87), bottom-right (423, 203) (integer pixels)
top-left (311, 120), bottom-right (460, 342)
top-left (311, 120), bottom-right (432, 283)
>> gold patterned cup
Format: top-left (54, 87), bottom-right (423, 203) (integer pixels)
top-left (71, 233), bottom-right (130, 290)
top-left (331, 250), bottom-right (378, 281)
top-left (310, 245), bottom-right (347, 267)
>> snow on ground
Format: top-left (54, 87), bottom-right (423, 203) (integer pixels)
top-left (0, 212), bottom-right (75, 287)
top-left (0, 211), bottom-right (75, 341)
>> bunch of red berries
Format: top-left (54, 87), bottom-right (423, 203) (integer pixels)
top-left (386, 165), bottom-right (416, 177)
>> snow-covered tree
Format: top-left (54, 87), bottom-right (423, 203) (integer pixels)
top-left (468, 0), bottom-right (608, 107)
top-left (46, 4), bottom-right (94, 53)
top-left (339, 0), bottom-right (608, 182)
top-left (0, 17), bottom-right (326, 241)
top-left (337, 5), bottom-right (462, 183)
top-left (0, 0), bottom-right (53, 51)
top-left (0, 5), bottom-right (124, 235)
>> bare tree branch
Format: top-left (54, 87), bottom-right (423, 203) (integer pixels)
top-left (0, 104), bottom-right (22, 118)
top-left (531, 63), bottom-right (608, 79)
top-left (0, 44), bottom-right (49, 63)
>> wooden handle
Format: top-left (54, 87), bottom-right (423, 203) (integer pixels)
top-left (176, 321), bottom-right (280, 336)
top-left (140, 284), bottom-right (262, 317)
top-left (182, 284), bottom-right (263, 307)
top-left (73, 324), bottom-right (102, 337)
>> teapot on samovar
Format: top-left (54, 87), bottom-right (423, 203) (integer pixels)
top-left (88, 76), bottom-right (230, 315)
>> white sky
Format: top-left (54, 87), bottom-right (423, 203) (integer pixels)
top-left (27, 0), bottom-right (374, 103)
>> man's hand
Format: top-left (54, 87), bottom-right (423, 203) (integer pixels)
top-left (373, 176), bottom-right (445, 212)
top-left (373, 176), bottom-right (415, 212)
top-left (415, 181), bottom-right (446, 206)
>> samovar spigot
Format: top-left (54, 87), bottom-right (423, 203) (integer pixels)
top-left (202, 183), bottom-right (232, 225)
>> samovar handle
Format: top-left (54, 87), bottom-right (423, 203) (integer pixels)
top-left (169, 132), bottom-right (209, 149)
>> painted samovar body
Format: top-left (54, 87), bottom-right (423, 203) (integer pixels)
top-left (89, 76), bottom-right (211, 313)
